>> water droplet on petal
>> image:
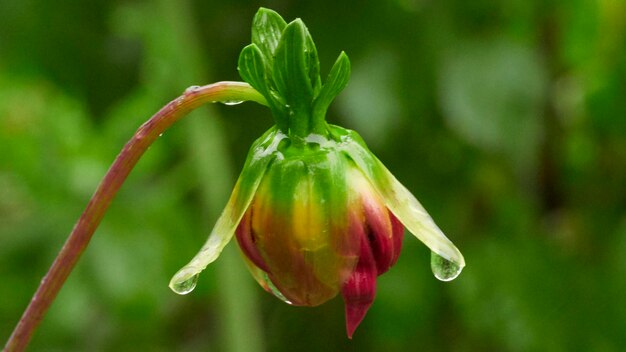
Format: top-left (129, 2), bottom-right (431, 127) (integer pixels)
top-left (221, 100), bottom-right (243, 106)
top-left (171, 274), bottom-right (199, 295)
top-left (430, 252), bottom-right (462, 281)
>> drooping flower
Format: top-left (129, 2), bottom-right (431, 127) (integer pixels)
top-left (169, 8), bottom-right (465, 338)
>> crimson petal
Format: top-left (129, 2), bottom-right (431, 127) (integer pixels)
top-left (235, 208), bottom-right (271, 273)
top-left (341, 218), bottom-right (378, 339)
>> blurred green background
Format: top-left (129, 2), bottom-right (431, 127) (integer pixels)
top-left (2, 0), bottom-right (626, 351)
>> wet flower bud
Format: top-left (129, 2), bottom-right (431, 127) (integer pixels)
top-left (234, 132), bottom-right (405, 322)
top-left (171, 126), bottom-right (464, 337)
top-left (169, 8), bottom-right (465, 338)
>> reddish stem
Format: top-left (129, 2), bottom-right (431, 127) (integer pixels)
top-left (3, 82), bottom-right (265, 352)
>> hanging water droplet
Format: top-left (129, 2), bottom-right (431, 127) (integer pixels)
top-left (263, 273), bottom-right (292, 305)
top-left (430, 252), bottom-right (462, 282)
top-left (171, 274), bottom-right (199, 295)
top-left (221, 100), bottom-right (244, 106)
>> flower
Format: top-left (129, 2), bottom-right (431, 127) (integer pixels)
top-left (169, 8), bottom-right (465, 338)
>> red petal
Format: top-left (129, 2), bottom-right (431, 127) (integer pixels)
top-left (388, 210), bottom-right (404, 268)
top-left (362, 199), bottom-right (404, 275)
top-left (235, 207), bottom-right (271, 273)
top-left (342, 219), bottom-right (378, 339)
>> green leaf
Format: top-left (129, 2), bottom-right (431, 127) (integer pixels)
top-left (238, 44), bottom-right (288, 129)
top-left (303, 27), bottom-right (321, 95)
top-left (313, 52), bottom-right (351, 119)
top-left (273, 19), bottom-right (314, 108)
top-left (252, 8), bottom-right (287, 61)
top-left (238, 44), bottom-right (270, 96)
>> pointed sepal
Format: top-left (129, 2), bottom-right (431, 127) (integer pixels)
top-left (239, 8), bottom-right (351, 138)
top-left (169, 128), bottom-right (281, 294)
top-left (313, 52), bottom-right (351, 121)
top-left (238, 44), bottom-right (270, 97)
top-left (273, 19), bottom-right (314, 110)
top-left (238, 44), bottom-right (287, 130)
top-left (251, 8), bottom-right (287, 62)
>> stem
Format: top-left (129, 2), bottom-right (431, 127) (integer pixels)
top-left (3, 81), bottom-right (266, 352)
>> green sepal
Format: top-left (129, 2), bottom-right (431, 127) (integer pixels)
top-left (313, 52), bottom-right (351, 121)
top-left (331, 125), bottom-right (466, 270)
top-left (304, 27), bottom-right (321, 96)
top-left (169, 127), bottom-right (282, 293)
top-left (238, 44), bottom-right (270, 96)
top-left (238, 44), bottom-right (288, 130)
top-left (273, 19), bottom-right (314, 111)
top-left (238, 8), bottom-right (352, 139)
top-left (252, 8), bottom-right (287, 64)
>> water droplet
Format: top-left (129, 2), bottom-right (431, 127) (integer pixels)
top-left (221, 100), bottom-right (243, 106)
top-left (184, 85), bottom-right (201, 94)
top-left (263, 273), bottom-right (292, 305)
top-left (431, 252), bottom-right (462, 281)
top-left (171, 274), bottom-right (199, 295)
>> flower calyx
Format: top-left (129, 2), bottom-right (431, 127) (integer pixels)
top-left (238, 8), bottom-right (350, 140)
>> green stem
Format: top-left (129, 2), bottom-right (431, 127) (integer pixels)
top-left (286, 111), bottom-right (329, 143)
top-left (289, 111), bottom-right (311, 141)
top-left (3, 82), bottom-right (266, 352)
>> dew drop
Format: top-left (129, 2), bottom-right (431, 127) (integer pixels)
top-left (221, 100), bottom-right (243, 106)
top-left (430, 252), bottom-right (462, 282)
top-left (184, 85), bottom-right (201, 94)
top-left (171, 274), bottom-right (199, 295)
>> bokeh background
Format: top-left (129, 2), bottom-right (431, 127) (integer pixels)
top-left (2, 0), bottom-right (626, 351)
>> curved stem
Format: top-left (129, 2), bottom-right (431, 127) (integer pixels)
top-left (3, 81), bottom-right (266, 352)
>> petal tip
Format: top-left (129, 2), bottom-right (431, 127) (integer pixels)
top-left (344, 300), bottom-right (372, 339)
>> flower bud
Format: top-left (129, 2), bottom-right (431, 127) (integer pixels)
top-left (170, 126), bottom-right (464, 338)
top-left (170, 8), bottom-right (465, 338)
top-left (235, 144), bottom-right (404, 320)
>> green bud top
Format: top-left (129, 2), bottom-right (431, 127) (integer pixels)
top-left (238, 8), bottom-right (350, 140)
